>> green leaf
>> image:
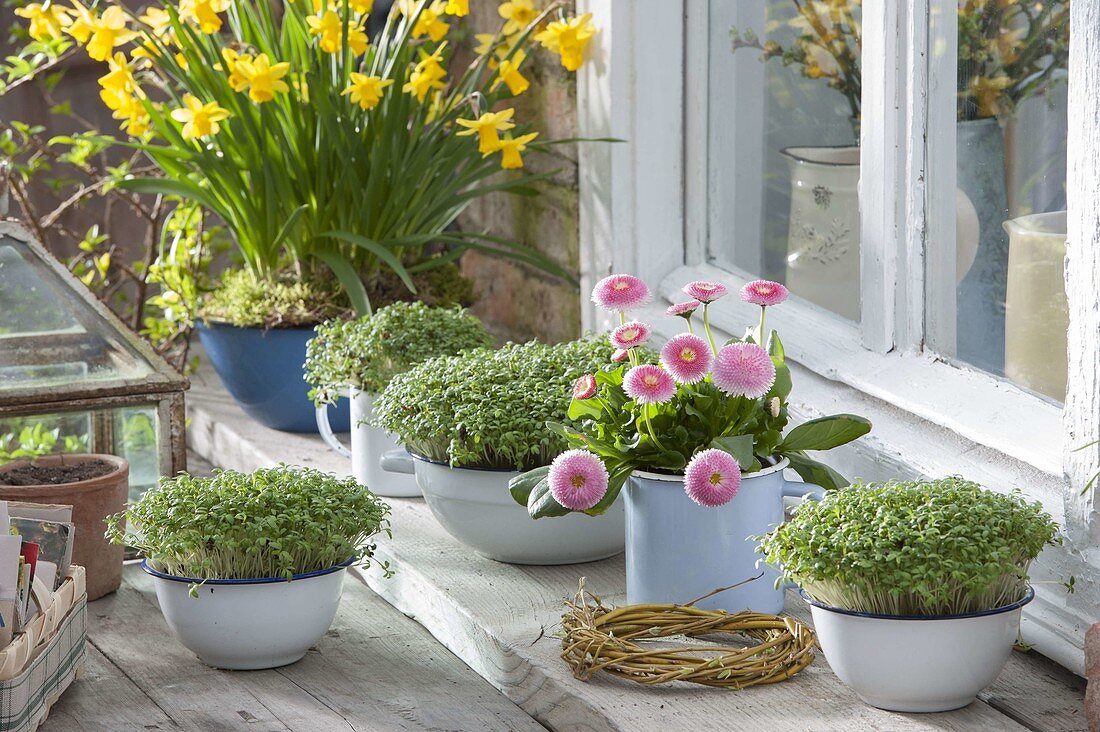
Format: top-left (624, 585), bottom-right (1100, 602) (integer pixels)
top-left (528, 476), bottom-right (572, 519)
top-left (319, 230), bottom-right (418, 295)
top-left (783, 451), bottom-right (850, 491)
top-left (778, 414), bottom-right (871, 452)
top-left (313, 247), bottom-right (371, 317)
top-left (271, 204), bottom-right (308, 251)
top-left (709, 434), bottom-right (754, 469)
top-left (567, 397), bottom-right (603, 421)
top-left (119, 177), bottom-right (221, 215)
top-left (509, 466), bottom-right (549, 507)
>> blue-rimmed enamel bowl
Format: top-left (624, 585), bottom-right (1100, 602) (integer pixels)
top-left (143, 558), bottom-right (354, 670)
top-left (803, 587), bottom-right (1033, 713)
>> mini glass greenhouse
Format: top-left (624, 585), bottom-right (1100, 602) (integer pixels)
top-left (0, 221), bottom-right (188, 500)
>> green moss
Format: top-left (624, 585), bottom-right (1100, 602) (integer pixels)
top-left (201, 260), bottom-right (477, 328)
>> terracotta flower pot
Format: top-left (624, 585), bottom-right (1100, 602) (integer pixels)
top-left (0, 454), bottom-right (128, 601)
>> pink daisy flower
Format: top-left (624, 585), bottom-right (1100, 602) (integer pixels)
top-left (667, 301), bottom-right (700, 318)
top-left (622, 364), bottom-right (677, 404)
top-left (591, 274), bottom-right (651, 312)
top-left (740, 279), bottom-right (789, 307)
top-left (683, 280), bottom-right (728, 304)
top-left (573, 374), bottom-right (597, 400)
top-left (660, 333), bottom-right (712, 384)
top-left (611, 348), bottom-right (629, 363)
top-left (548, 449), bottom-right (609, 510)
top-left (684, 448), bottom-right (741, 507)
top-left (610, 321), bottom-right (650, 350)
top-left (712, 343), bottom-right (776, 399)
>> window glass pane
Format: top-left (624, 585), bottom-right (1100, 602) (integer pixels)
top-left (712, 1), bottom-right (861, 320)
top-left (931, 2), bottom-right (1069, 402)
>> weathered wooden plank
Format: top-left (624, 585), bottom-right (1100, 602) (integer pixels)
top-left (68, 564), bottom-right (541, 732)
top-left (276, 575), bottom-right (544, 732)
top-left (356, 498), bottom-right (1038, 732)
top-left (41, 644), bottom-right (180, 731)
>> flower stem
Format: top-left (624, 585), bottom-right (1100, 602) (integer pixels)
top-left (702, 304), bottom-right (718, 355)
top-left (758, 306), bottom-right (767, 349)
top-left (686, 316), bottom-right (695, 335)
top-left (644, 409), bottom-right (667, 452)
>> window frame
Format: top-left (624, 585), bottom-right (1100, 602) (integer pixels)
top-left (576, 0), bottom-right (1099, 673)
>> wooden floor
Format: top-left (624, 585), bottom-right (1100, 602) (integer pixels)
top-left (41, 564), bottom-right (542, 732)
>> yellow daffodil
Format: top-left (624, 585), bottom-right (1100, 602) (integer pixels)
top-left (412, 0), bottom-right (449, 41)
top-left (488, 131), bottom-right (538, 170)
top-left (492, 48), bottom-right (529, 96)
top-left (308, 11), bottom-right (369, 55)
top-left (455, 108), bottom-right (515, 153)
top-left (64, 0), bottom-right (95, 43)
top-left (139, 6), bottom-right (172, 36)
top-left (533, 13), bottom-right (596, 71)
top-left (86, 6), bottom-right (136, 62)
top-left (15, 3), bottom-right (71, 42)
top-left (171, 94), bottom-right (230, 139)
top-left (222, 48), bottom-right (254, 92)
top-left (497, 0), bottom-right (536, 36)
top-left (179, 0), bottom-right (230, 34)
top-left (98, 52), bottom-right (138, 108)
top-left (98, 54), bottom-right (149, 137)
top-left (234, 53), bottom-right (290, 103)
top-left (132, 7), bottom-right (179, 63)
top-left (350, 0), bottom-right (372, 13)
top-left (346, 23), bottom-right (369, 54)
top-left (443, 0), bottom-right (467, 16)
top-left (342, 73), bottom-right (393, 110)
top-left (403, 43), bottom-right (447, 102)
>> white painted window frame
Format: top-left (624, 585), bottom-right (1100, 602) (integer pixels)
top-left (576, 0), bottom-right (1100, 673)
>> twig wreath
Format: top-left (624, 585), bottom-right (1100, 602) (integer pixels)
top-left (561, 578), bottom-right (817, 689)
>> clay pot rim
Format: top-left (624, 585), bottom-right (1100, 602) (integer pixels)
top-left (0, 453), bottom-right (129, 492)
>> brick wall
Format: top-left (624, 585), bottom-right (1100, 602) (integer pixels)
top-left (454, 2), bottom-right (582, 345)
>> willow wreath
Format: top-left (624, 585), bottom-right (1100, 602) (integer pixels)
top-left (561, 580), bottom-right (816, 690)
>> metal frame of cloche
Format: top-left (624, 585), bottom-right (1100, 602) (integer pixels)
top-left (0, 220), bottom-right (189, 476)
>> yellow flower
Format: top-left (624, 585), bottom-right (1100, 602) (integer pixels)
top-left (403, 43), bottom-right (447, 102)
top-left (171, 94), bottom-right (230, 139)
top-left (98, 52), bottom-right (138, 108)
top-left (350, 0), bottom-right (372, 13)
top-left (443, 0), bottom-right (467, 16)
top-left (132, 7), bottom-right (179, 62)
top-left (139, 6), bottom-right (172, 36)
top-left (342, 73), bottom-right (394, 110)
top-left (412, 0), bottom-right (449, 41)
top-left (234, 53), bottom-right (290, 103)
top-left (967, 74), bottom-right (1012, 119)
top-left (497, 0), bottom-right (536, 36)
top-left (86, 6), bottom-right (136, 62)
top-left (308, 11), bottom-right (369, 55)
top-left (488, 131), bottom-right (538, 170)
top-left (98, 54), bottom-right (149, 137)
top-left (179, 0), bottom-right (230, 34)
top-left (533, 13), bottom-right (596, 72)
top-left (64, 1), bottom-right (95, 43)
top-left (15, 3), bottom-right (71, 42)
top-left (491, 48), bottom-right (528, 96)
top-left (455, 108), bottom-right (515, 153)
top-left (222, 48), bottom-right (254, 92)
